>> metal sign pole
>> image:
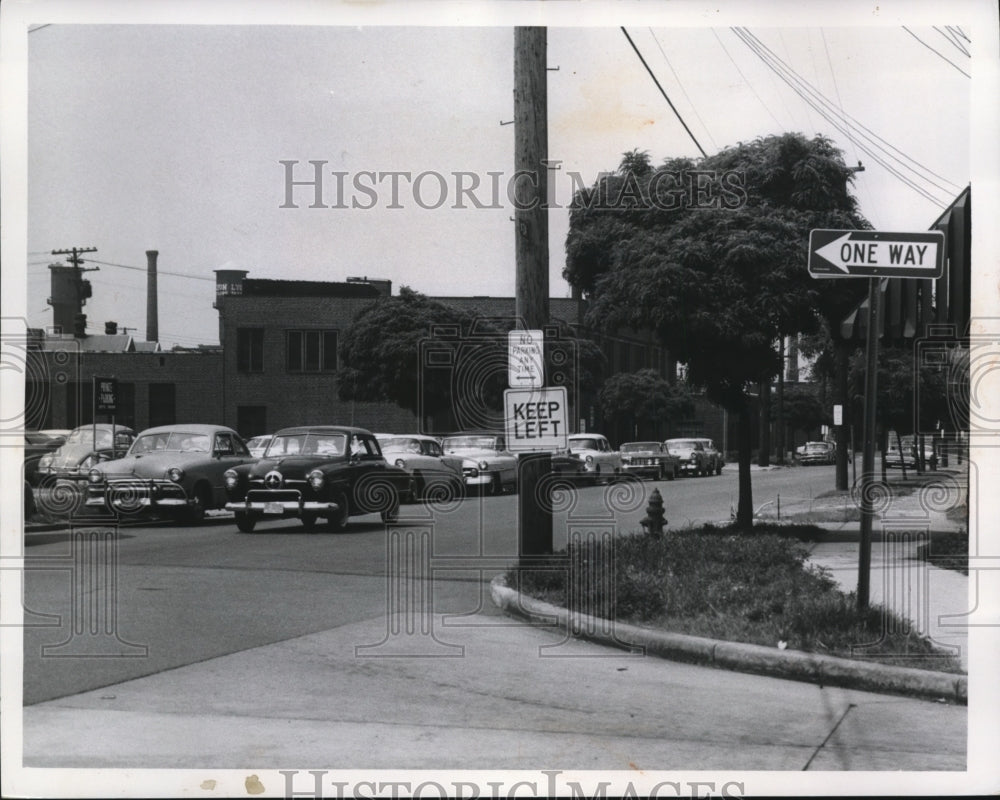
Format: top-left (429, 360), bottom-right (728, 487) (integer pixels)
top-left (858, 278), bottom-right (881, 612)
top-left (92, 377), bottom-right (98, 452)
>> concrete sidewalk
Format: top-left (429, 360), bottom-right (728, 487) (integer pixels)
top-left (22, 608), bottom-right (966, 772)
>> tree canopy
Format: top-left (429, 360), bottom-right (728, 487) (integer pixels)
top-left (564, 133), bottom-right (870, 528)
top-left (338, 287), bottom-right (606, 430)
top-left (599, 368), bottom-right (695, 430)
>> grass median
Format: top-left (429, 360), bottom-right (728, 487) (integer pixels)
top-left (506, 524), bottom-right (963, 674)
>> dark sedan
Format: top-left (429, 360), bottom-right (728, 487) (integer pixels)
top-left (223, 426), bottom-right (411, 532)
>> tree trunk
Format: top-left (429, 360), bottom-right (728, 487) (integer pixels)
top-left (735, 401), bottom-right (754, 531)
top-left (758, 378), bottom-right (771, 467)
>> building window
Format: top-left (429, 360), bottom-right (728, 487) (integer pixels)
top-left (237, 328), bottom-right (264, 373)
top-left (286, 330), bottom-right (337, 372)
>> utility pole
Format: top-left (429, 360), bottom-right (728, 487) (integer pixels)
top-left (514, 27), bottom-right (552, 558)
top-left (49, 247), bottom-right (98, 334)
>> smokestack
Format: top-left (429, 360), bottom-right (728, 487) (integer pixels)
top-left (105, 321), bottom-right (118, 335)
top-left (73, 313), bottom-right (87, 337)
top-left (146, 250), bottom-right (158, 342)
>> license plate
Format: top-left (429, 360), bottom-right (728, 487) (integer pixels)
top-left (264, 502), bottom-right (284, 515)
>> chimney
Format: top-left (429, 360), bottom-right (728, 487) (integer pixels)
top-left (105, 321), bottom-right (118, 335)
top-left (146, 250), bottom-right (159, 342)
top-left (73, 313), bottom-right (87, 337)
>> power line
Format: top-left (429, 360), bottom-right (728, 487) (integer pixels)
top-left (901, 26), bottom-right (970, 79)
top-left (734, 28), bottom-right (959, 205)
top-left (648, 29), bottom-right (718, 152)
top-left (620, 27), bottom-right (707, 157)
top-left (934, 26), bottom-right (970, 57)
top-left (86, 258), bottom-right (215, 282)
top-left (739, 28), bottom-right (962, 194)
top-left (712, 28), bottom-right (785, 131)
top-left (734, 31), bottom-right (947, 207)
top-left (732, 30), bottom-right (948, 208)
top-left (819, 28), bottom-right (880, 227)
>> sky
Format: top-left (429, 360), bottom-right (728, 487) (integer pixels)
top-left (7, 3), bottom-right (988, 355)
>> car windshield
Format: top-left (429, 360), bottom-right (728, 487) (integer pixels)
top-left (569, 438), bottom-right (600, 450)
top-left (131, 432), bottom-right (211, 454)
top-left (380, 437), bottom-right (424, 454)
top-left (265, 433), bottom-right (349, 457)
top-left (667, 440), bottom-right (699, 449)
top-left (66, 428), bottom-right (116, 448)
top-left (621, 442), bottom-right (659, 453)
top-left (805, 443), bottom-right (830, 452)
top-left (442, 436), bottom-right (500, 452)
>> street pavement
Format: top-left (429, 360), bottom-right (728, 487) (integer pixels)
top-left (23, 606), bottom-right (965, 772)
top-left (14, 462), bottom-right (975, 779)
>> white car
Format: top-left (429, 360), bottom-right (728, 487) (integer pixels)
top-left (664, 438), bottom-right (710, 476)
top-left (376, 434), bottom-right (465, 500)
top-left (440, 432), bottom-right (518, 495)
top-left (566, 434), bottom-right (622, 484)
top-left (245, 434), bottom-right (273, 458)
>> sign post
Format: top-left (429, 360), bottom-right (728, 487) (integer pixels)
top-left (93, 376), bottom-right (118, 452)
top-left (505, 384), bottom-right (565, 558)
top-left (808, 229), bottom-right (941, 612)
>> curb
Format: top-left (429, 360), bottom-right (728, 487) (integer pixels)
top-left (490, 575), bottom-right (967, 705)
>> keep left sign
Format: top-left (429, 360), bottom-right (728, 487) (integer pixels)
top-left (504, 387), bottom-right (568, 452)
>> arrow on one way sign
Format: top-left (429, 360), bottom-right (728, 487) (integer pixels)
top-left (808, 230), bottom-right (945, 279)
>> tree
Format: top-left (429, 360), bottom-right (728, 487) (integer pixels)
top-left (773, 383), bottom-right (827, 444)
top-left (564, 134), bottom-right (869, 529)
top-left (338, 287), bottom-right (507, 427)
top-left (338, 287), bottom-right (606, 430)
top-left (598, 369), bottom-right (695, 439)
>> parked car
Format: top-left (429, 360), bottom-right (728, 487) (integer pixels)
top-left (245, 434), bottom-right (274, 458)
top-left (798, 441), bottom-right (836, 465)
top-left (664, 438), bottom-right (710, 476)
top-left (619, 441), bottom-right (679, 480)
top-left (566, 434), bottom-right (622, 484)
top-left (885, 433), bottom-right (938, 470)
top-left (85, 424), bottom-right (256, 521)
top-left (377, 434), bottom-right (464, 501)
top-left (36, 424), bottom-right (135, 482)
top-left (224, 426), bottom-right (411, 532)
top-left (440, 432), bottom-right (518, 495)
top-left (23, 429), bottom-right (72, 486)
top-left (692, 438), bottom-right (724, 475)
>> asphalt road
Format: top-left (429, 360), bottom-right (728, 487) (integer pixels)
top-left (18, 464), bottom-right (968, 772)
top-left (23, 464), bottom-right (841, 704)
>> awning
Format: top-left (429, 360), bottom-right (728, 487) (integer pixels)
top-left (840, 186), bottom-right (970, 342)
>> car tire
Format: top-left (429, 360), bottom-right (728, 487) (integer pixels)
top-left (667, 466), bottom-right (676, 481)
top-left (380, 487), bottom-right (401, 523)
top-left (488, 474), bottom-right (502, 496)
top-left (327, 493), bottom-right (350, 532)
top-left (235, 512), bottom-right (257, 533)
top-left (716, 464), bottom-right (723, 475)
top-left (300, 512), bottom-right (318, 532)
top-left (410, 473), bottom-right (424, 503)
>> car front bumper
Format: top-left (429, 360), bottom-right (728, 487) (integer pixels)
top-left (86, 479), bottom-right (192, 512)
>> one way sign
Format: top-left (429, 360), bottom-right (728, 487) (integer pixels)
top-left (808, 230), bottom-right (945, 279)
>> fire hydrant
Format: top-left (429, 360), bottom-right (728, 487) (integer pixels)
top-left (640, 488), bottom-right (667, 539)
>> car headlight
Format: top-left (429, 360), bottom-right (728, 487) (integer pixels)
top-left (585, 455), bottom-right (594, 464)
top-left (307, 469), bottom-right (325, 490)
top-left (88, 468), bottom-right (103, 484)
top-left (224, 469), bottom-right (239, 490)
top-left (394, 458), bottom-right (406, 469)
top-left (478, 460), bottom-right (489, 470)
top-left (166, 467), bottom-right (185, 483)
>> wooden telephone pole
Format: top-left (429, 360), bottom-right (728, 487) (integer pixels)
top-left (514, 27), bottom-right (553, 557)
